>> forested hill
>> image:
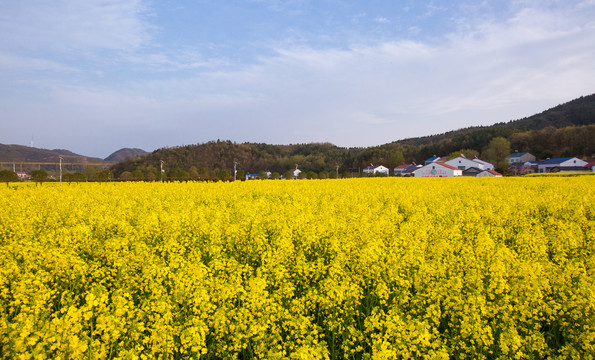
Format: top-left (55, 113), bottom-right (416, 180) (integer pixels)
top-left (366, 93), bottom-right (595, 163)
top-left (104, 148), bottom-right (148, 162)
top-left (394, 94), bottom-right (595, 147)
top-left (111, 142), bottom-right (351, 178)
top-left (111, 94), bottom-right (595, 177)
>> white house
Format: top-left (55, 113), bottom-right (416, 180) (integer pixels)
top-left (477, 169), bottom-right (503, 177)
top-left (537, 157), bottom-right (588, 173)
top-left (445, 155), bottom-right (494, 171)
top-left (363, 165), bottom-right (389, 176)
top-left (293, 168), bottom-right (302, 178)
top-left (414, 163), bottom-right (462, 177)
top-left (472, 158), bottom-right (495, 170)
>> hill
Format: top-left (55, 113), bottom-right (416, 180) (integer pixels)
top-left (111, 94), bottom-right (595, 178)
top-left (396, 94), bottom-right (595, 148)
top-left (0, 144), bottom-right (107, 164)
top-left (110, 141), bottom-right (349, 179)
top-left (105, 148), bottom-right (148, 162)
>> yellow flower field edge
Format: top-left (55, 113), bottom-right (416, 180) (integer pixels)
top-left (0, 178), bottom-right (593, 359)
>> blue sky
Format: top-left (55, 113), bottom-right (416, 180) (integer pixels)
top-left (1, 0), bottom-right (594, 158)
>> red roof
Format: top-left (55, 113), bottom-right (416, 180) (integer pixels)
top-left (436, 162), bottom-right (461, 171)
top-left (483, 170), bottom-right (503, 176)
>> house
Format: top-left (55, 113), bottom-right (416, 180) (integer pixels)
top-left (510, 161), bottom-right (538, 175)
top-left (393, 163), bottom-right (410, 175)
top-left (292, 168), bottom-right (302, 179)
top-left (585, 161), bottom-right (595, 173)
top-left (472, 157), bottom-right (494, 170)
top-left (245, 173), bottom-right (259, 180)
top-left (507, 151), bottom-right (536, 164)
top-left (363, 165), bottom-right (389, 176)
top-left (424, 155), bottom-right (441, 165)
top-left (413, 163), bottom-right (462, 177)
top-left (16, 171), bottom-right (29, 180)
top-left (445, 155), bottom-right (494, 171)
top-left (401, 164), bottom-right (422, 176)
top-left (462, 167), bottom-right (482, 177)
top-left (477, 169), bottom-right (503, 177)
top-left (536, 157), bottom-right (588, 173)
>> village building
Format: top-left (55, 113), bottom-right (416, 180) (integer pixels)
top-left (424, 155), bottom-right (442, 165)
top-left (477, 169), bottom-right (503, 177)
top-left (462, 167), bottom-right (482, 177)
top-left (536, 157), bottom-right (588, 173)
top-left (363, 165), bottom-right (389, 176)
top-left (507, 151), bottom-right (536, 164)
top-left (445, 155), bottom-right (494, 171)
top-left (413, 162), bottom-right (462, 177)
top-left (401, 164), bottom-right (422, 176)
top-left (510, 161), bottom-right (539, 175)
top-left (393, 163), bottom-right (409, 176)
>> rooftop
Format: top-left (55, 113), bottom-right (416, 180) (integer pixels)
top-left (509, 152), bottom-right (528, 157)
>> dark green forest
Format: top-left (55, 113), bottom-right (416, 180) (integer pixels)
top-left (111, 94), bottom-right (595, 179)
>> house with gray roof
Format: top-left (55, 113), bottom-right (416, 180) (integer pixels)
top-left (536, 157), bottom-right (588, 173)
top-left (507, 151), bottom-right (536, 164)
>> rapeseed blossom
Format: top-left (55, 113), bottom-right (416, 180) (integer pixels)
top-left (0, 177), bottom-right (593, 359)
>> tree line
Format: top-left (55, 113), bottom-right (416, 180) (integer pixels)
top-left (109, 124), bottom-right (594, 180)
top-left (0, 167), bottom-right (114, 184)
top-left (2, 124), bottom-right (592, 184)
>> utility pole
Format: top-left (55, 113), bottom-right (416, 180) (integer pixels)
top-left (59, 156), bottom-right (63, 185)
top-left (234, 161), bottom-right (239, 181)
top-left (160, 160), bottom-right (165, 183)
top-left (336, 164), bottom-right (339, 179)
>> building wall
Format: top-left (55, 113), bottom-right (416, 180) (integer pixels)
top-left (508, 153), bottom-right (535, 164)
top-left (538, 158), bottom-right (588, 173)
top-left (445, 157), bottom-right (492, 171)
top-left (519, 153), bottom-right (536, 163)
top-left (477, 171), bottom-right (501, 177)
top-left (414, 164), bottom-right (461, 177)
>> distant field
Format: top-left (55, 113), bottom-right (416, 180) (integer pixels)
top-left (1, 178), bottom-right (593, 359)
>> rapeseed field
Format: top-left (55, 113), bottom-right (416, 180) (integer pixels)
top-left (0, 177), bottom-right (593, 359)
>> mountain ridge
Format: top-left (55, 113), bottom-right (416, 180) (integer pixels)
top-left (0, 145), bottom-right (149, 164)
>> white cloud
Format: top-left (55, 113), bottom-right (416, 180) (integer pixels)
top-left (0, 0), bottom-right (150, 53)
top-left (0, 53), bottom-right (80, 74)
top-left (1, 1), bottom-right (594, 155)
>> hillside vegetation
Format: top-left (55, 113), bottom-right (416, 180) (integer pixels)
top-left (104, 148), bottom-right (149, 162)
top-left (112, 94), bottom-right (595, 178)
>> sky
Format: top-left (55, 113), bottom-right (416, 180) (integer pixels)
top-left (1, 0), bottom-right (594, 159)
